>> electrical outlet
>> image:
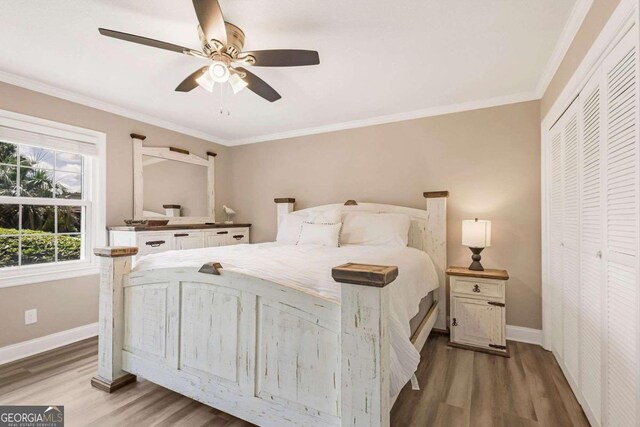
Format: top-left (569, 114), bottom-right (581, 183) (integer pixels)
top-left (24, 309), bottom-right (37, 325)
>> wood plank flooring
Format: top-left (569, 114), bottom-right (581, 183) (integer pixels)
top-left (0, 335), bottom-right (589, 426)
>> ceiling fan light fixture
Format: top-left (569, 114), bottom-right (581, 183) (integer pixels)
top-left (208, 61), bottom-right (230, 83)
top-left (196, 71), bottom-right (215, 92)
top-left (229, 73), bottom-right (248, 94)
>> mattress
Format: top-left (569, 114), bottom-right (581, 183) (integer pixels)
top-left (133, 242), bottom-right (439, 397)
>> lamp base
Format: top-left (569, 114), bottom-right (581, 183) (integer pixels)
top-left (468, 247), bottom-right (484, 271)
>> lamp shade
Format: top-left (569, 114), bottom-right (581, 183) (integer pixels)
top-left (462, 219), bottom-right (491, 248)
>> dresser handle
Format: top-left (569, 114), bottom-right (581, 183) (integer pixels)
top-left (488, 301), bottom-right (505, 307)
top-left (452, 318), bottom-right (458, 327)
top-left (233, 235), bottom-right (244, 240)
top-left (217, 231), bottom-right (229, 235)
top-left (145, 240), bottom-right (165, 247)
top-left (174, 233), bottom-right (189, 237)
top-left (473, 284), bottom-right (481, 293)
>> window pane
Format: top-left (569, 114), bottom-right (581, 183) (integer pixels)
top-left (21, 234), bottom-right (55, 265)
top-left (57, 233), bottom-right (81, 262)
top-left (0, 165), bottom-right (17, 196)
top-left (0, 236), bottom-right (19, 268)
top-left (20, 167), bottom-right (54, 198)
top-left (0, 142), bottom-right (17, 165)
top-left (55, 152), bottom-right (82, 173)
top-left (57, 206), bottom-right (82, 233)
top-left (55, 172), bottom-right (82, 199)
top-left (20, 146), bottom-right (54, 170)
top-left (21, 205), bottom-right (55, 233)
top-left (0, 205), bottom-right (19, 232)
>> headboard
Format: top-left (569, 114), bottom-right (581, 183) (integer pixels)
top-left (274, 192), bottom-right (449, 332)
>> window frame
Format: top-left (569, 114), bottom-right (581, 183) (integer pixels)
top-left (0, 109), bottom-right (106, 288)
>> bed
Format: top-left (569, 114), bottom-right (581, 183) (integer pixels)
top-left (91, 192), bottom-right (448, 427)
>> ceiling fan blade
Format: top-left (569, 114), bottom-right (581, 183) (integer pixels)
top-left (242, 49), bottom-right (320, 67)
top-left (99, 28), bottom-right (198, 55)
top-left (192, 0), bottom-right (227, 45)
top-left (175, 67), bottom-right (209, 92)
top-left (234, 67), bottom-right (281, 102)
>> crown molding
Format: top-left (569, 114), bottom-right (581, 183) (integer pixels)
top-left (0, 68), bottom-right (540, 147)
top-left (228, 91), bottom-right (540, 146)
top-left (541, 0), bottom-right (636, 126)
top-left (0, 69), bottom-right (230, 145)
top-left (535, 0), bottom-right (593, 98)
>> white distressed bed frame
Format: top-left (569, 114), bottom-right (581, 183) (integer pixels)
top-left (92, 192), bottom-right (447, 427)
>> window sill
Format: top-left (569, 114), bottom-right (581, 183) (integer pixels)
top-left (0, 262), bottom-right (99, 288)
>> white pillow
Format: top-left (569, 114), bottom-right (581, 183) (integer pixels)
top-left (276, 214), bottom-right (304, 244)
top-left (297, 222), bottom-right (342, 247)
top-left (340, 212), bottom-right (411, 247)
top-left (306, 208), bottom-right (341, 224)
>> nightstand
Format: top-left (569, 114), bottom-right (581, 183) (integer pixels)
top-left (446, 266), bottom-right (510, 357)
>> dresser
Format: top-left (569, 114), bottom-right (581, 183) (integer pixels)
top-left (446, 266), bottom-right (509, 357)
top-left (108, 223), bottom-right (251, 262)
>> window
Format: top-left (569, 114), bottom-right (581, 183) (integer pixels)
top-left (0, 110), bottom-right (105, 287)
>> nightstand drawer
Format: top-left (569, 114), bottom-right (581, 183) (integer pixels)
top-left (451, 276), bottom-right (504, 299)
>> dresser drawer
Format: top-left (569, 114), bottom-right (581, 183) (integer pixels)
top-left (228, 228), bottom-right (250, 245)
top-left (451, 276), bottom-right (504, 299)
top-left (136, 232), bottom-right (174, 255)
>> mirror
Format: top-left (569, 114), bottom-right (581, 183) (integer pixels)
top-left (142, 155), bottom-right (208, 218)
top-left (132, 135), bottom-right (216, 224)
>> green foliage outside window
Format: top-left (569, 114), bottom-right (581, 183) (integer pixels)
top-left (0, 142), bottom-right (84, 268)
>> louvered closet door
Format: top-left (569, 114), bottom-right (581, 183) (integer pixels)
top-left (603, 27), bottom-right (639, 427)
top-left (549, 119), bottom-right (565, 357)
top-left (579, 70), bottom-right (604, 423)
top-left (562, 100), bottom-right (581, 385)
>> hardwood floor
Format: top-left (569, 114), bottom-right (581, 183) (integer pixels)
top-left (0, 335), bottom-right (589, 426)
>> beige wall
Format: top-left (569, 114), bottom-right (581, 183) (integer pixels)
top-left (0, 81), bottom-right (231, 347)
top-left (541, 0), bottom-right (622, 117)
top-left (228, 101), bottom-right (542, 329)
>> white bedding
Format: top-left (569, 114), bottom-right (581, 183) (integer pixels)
top-left (133, 242), bottom-right (439, 397)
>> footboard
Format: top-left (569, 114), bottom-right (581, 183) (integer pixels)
top-left (91, 248), bottom-right (397, 427)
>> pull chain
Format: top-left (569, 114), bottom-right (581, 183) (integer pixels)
top-left (218, 84), bottom-right (231, 116)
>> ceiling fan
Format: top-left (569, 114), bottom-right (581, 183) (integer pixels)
top-left (98, 0), bottom-right (319, 102)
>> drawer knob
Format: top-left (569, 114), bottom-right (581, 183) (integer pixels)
top-left (452, 318), bottom-right (458, 327)
top-left (473, 284), bottom-right (481, 293)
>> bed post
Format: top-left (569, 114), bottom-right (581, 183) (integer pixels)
top-left (333, 263), bottom-right (398, 427)
top-left (274, 198), bottom-right (295, 230)
top-left (131, 133), bottom-right (145, 220)
top-left (424, 191), bottom-right (448, 332)
top-left (91, 246), bottom-right (138, 393)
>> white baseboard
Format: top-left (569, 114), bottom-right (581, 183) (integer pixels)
top-left (0, 322), bottom-right (98, 366)
top-left (506, 325), bottom-right (543, 345)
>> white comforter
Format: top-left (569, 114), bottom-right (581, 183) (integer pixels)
top-left (133, 242), bottom-right (439, 397)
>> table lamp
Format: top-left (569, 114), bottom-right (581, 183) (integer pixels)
top-left (462, 218), bottom-right (491, 271)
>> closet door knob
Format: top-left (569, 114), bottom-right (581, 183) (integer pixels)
top-left (596, 250), bottom-right (602, 259)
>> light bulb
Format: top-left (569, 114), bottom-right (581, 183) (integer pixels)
top-left (196, 71), bottom-right (215, 92)
top-left (208, 61), bottom-right (230, 83)
top-left (229, 73), bottom-right (248, 94)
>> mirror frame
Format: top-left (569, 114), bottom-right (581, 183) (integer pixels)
top-left (131, 134), bottom-right (216, 224)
